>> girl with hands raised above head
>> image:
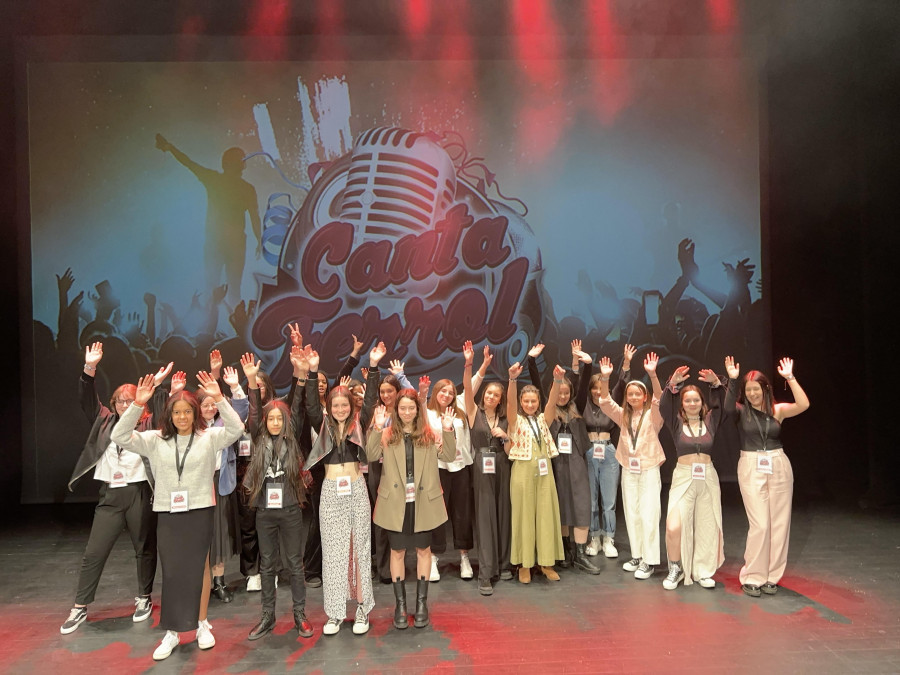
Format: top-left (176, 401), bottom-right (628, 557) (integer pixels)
top-left (596, 352), bottom-right (665, 581)
top-left (725, 355), bottom-right (809, 598)
top-left (659, 364), bottom-right (726, 591)
top-left (366, 388), bottom-right (457, 630)
top-left (110, 370), bottom-right (244, 661)
top-left (505, 359), bottom-right (565, 584)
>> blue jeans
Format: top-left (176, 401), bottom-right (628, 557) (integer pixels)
top-left (585, 442), bottom-right (619, 537)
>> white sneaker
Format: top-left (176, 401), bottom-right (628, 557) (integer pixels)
top-left (662, 562), bottom-right (684, 590)
top-left (602, 536), bottom-right (619, 558)
top-left (698, 577), bottom-right (716, 589)
top-left (153, 630), bottom-right (180, 660)
top-left (622, 557), bottom-right (641, 572)
top-left (323, 618), bottom-right (342, 635)
top-left (247, 574), bottom-right (261, 592)
top-left (460, 553), bottom-right (474, 580)
top-left (132, 596), bottom-right (152, 622)
top-left (352, 605), bottom-right (370, 635)
top-left (585, 536), bottom-right (601, 557)
top-left (196, 619), bottom-right (215, 650)
top-left (429, 555), bottom-right (441, 582)
top-left (634, 562), bottom-right (654, 580)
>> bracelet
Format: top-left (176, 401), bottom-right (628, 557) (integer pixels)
top-left (785, 375), bottom-right (796, 381)
top-left (600, 376), bottom-right (610, 381)
top-left (554, 379), bottom-right (564, 383)
top-left (509, 378), bottom-right (517, 382)
top-left (84, 365), bottom-right (96, 372)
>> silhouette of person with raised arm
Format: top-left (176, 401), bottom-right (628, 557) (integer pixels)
top-left (155, 134), bottom-right (261, 309)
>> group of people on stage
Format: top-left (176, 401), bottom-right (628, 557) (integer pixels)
top-left (59, 329), bottom-right (809, 661)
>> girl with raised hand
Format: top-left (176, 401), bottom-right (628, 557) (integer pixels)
top-left (463, 342), bottom-right (513, 595)
top-left (724, 356), bottom-right (810, 597)
top-left (60, 344), bottom-right (173, 635)
top-left (578, 343), bottom-right (635, 559)
top-left (659, 365), bottom-right (726, 591)
top-left (239, 352), bottom-right (313, 641)
top-left (366, 393), bottom-right (457, 629)
top-left (110, 370), bottom-right (244, 661)
top-left (597, 353), bottom-right (665, 580)
top-left (506, 359), bottom-right (565, 584)
top-left (304, 342), bottom-right (384, 636)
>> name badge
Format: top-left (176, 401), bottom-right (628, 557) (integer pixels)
top-left (557, 433), bottom-right (572, 454)
top-left (238, 438), bottom-right (251, 457)
top-left (482, 451), bottom-right (496, 474)
top-left (405, 482), bottom-right (416, 503)
top-left (109, 471), bottom-right (126, 488)
top-left (336, 475), bottom-right (352, 496)
top-left (756, 454), bottom-right (773, 475)
top-left (266, 484), bottom-right (283, 509)
top-left (691, 463), bottom-right (707, 481)
top-left (628, 457), bottom-right (641, 474)
top-left (538, 458), bottom-right (549, 476)
top-left (592, 441), bottom-right (606, 461)
top-left (170, 490), bottom-right (188, 512)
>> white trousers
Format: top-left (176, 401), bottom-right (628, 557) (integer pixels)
top-left (620, 465), bottom-right (661, 565)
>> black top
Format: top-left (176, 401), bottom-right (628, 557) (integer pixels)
top-left (660, 380), bottom-right (725, 458)
top-left (577, 361), bottom-right (629, 440)
top-left (256, 438), bottom-right (300, 509)
top-left (725, 378), bottom-right (784, 451)
top-left (470, 408), bottom-right (508, 454)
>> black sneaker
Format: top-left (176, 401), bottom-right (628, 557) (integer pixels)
top-left (761, 583), bottom-right (778, 595)
top-left (133, 596), bottom-right (152, 622)
top-left (499, 569), bottom-right (514, 581)
top-left (742, 584), bottom-right (762, 597)
top-left (304, 577), bottom-right (323, 588)
top-left (60, 607), bottom-right (87, 634)
top-left (478, 579), bottom-right (493, 596)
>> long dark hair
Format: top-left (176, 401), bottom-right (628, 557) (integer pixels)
top-left (385, 389), bottom-right (437, 447)
top-left (324, 386), bottom-right (359, 441)
top-left (554, 373), bottom-right (582, 421)
top-left (160, 391), bottom-right (205, 439)
top-left (678, 385), bottom-right (710, 422)
top-left (739, 371), bottom-right (775, 417)
top-left (257, 371), bottom-right (276, 405)
top-left (479, 381), bottom-right (507, 417)
top-left (244, 400), bottom-right (307, 506)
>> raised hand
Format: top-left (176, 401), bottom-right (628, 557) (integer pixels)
top-left (599, 357), bottom-right (614, 378)
top-left (134, 374), bottom-right (156, 406)
top-left (644, 352), bottom-right (659, 375)
top-left (527, 343), bottom-right (545, 358)
top-left (155, 133), bottom-right (170, 152)
top-left (56, 267), bottom-right (75, 295)
top-left (441, 406), bottom-right (457, 431)
top-left (373, 405), bottom-right (387, 429)
top-left (240, 352), bottom-right (260, 378)
top-left (369, 341), bottom-right (387, 367)
top-left (153, 362), bottom-right (174, 387)
top-left (84, 342), bottom-right (103, 368)
top-left (288, 322), bottom-right (303, 347)
top-left (389, 359), bottom-right (405, 376)
top-left (623, 343), bottom-right (637, 370)
top-left (307, 349), bottom-right (320, 372)
top-left (777, 357), bottom-right (795, 380)
top-left (351, 334), bottom-right (364, 358)
top-left (698, 368), bottom-right (720, 385)
top-left (339, 376), bottom-right (352, 389)
top-left (170, 371), bottom-right (187, 395)
top-left (481, 345), bottom-right (493, 369)
top-left (418, 375), bottom-right (431, 400)
top-left (671, 365), bottom-right (691, 385)
top-left (572, 339), bottom-right (591, 364)
top-left (678, 238), bottom-right (699, 280)
top-left (552, 364), bottom-right (566, 381)
top-left (463, 340), bottom-right (475, 366)
top-left (196, 371), bottom-right (223, 399)
top-left (724, 356), bottom-right (740, 380)
top-left (361, 367), bottom-right (369, 380)
top-left (289, 345), bottom-right (309, 376)
top-left (508, 362), bottom-right (524, 380)
top-left (209, 349), bottom-right (223, 373)
top-left (222, 366), bottom-right (240, 389)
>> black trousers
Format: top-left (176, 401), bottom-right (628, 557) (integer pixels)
top-left (472, 448), bottom-right (513, 581)
top-left (303, 465), bottom-right (324, 581)
top-left (237, 497), bottom-right (260, 577)
top-left (74, 481), bottom-right (157, 605)
top-left (431, 465), bottom-right (474, 554)
top-left (366, 460), bottom-right (391, 580)
top-left (257, 504), bottom-right (309, 613)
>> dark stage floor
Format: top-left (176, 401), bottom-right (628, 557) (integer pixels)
top-left (2, 485), bottom-right (898, 674)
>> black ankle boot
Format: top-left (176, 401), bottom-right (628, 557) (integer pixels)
top-left (212, 575), bottom-right (234, 603)
top-left (414, 577), bottom-right (429, 628)
top-left (248, 611), bottom-right (275, 640)
top-left (559, 536), bottom-right (574, 568)
top-left (574, 543), bottom-right (602, 575)
top-left (392, 579), bottom-right (408, 629)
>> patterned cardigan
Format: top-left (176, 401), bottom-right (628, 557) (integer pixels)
top-left (508, 412), bottom-right (558, 461)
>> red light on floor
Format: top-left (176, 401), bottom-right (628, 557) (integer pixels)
top-left (707, 0), bottom-right (737, 33)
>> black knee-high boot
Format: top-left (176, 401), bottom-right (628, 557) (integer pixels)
top-left (392, 579), bottom-right (408, 629)
top-left (414, 576), bottom-right (429, 628)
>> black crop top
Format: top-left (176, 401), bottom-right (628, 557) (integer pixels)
top-left (673, 425), bottom-right (715, 458)
top-left (660, 381), bottom-right (726, 456)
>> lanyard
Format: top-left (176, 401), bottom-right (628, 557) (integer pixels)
top-left (628, 410), bottom-right (648, 452)
top-left (684, 417), bottom-right (704, 454)
top-left (526, 416), bottom-right (542, 448)
top-left (750, 410), bottom-right (770, 450)
top-left (484, 410), bottom-right (501, 448)
top-left (174, 432), bottom-right (195, 484)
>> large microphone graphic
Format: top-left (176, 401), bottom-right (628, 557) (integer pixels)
top-left (339, 127), bottom-right (457, 248)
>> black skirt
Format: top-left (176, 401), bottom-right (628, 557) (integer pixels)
top-left (157, 507), bottom-right (214, 632)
